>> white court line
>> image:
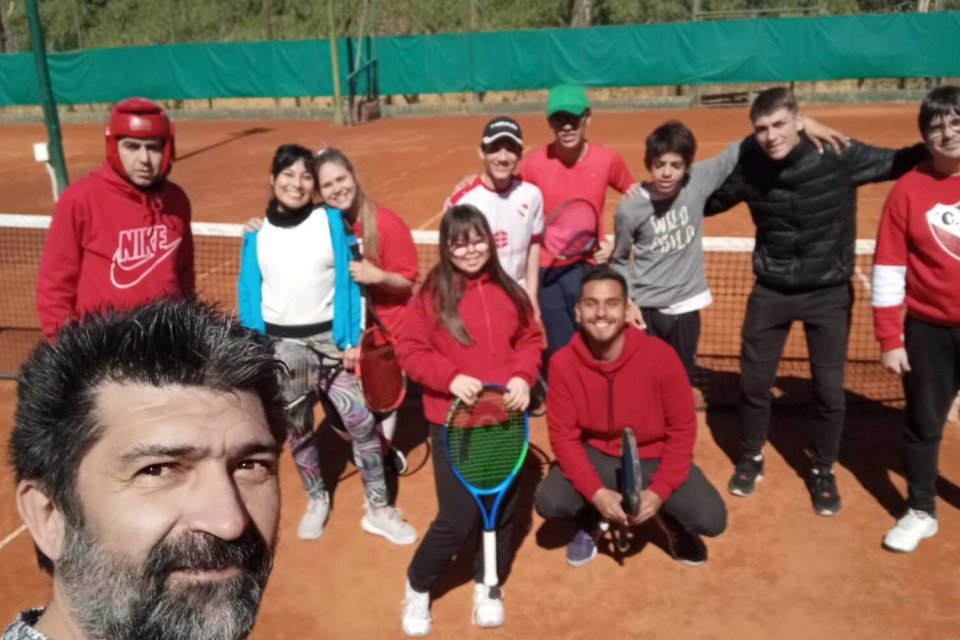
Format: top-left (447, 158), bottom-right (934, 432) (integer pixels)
top-left (0, 524), bottom-right (27, 552)
top-left (417, 208), bottom-right (448, 231)
top-left (370, 145), bottom-right (470, 193)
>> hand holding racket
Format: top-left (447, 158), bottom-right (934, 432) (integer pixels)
top-left (449, 374), bottom-right (484, 405)
top-left (445, 384), bottom-right (530, 594)
top-left (542, 198), bottom-right (600, 264)
top-left (503, 377), bottom-right (531, 412)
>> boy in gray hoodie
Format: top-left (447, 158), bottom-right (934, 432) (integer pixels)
top-left (611, 119), bottom-right (846, 380)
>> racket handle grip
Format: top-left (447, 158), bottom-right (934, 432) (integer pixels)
top-left (482, 529), bottom-right (498, 587)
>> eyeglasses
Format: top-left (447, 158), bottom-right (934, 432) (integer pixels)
top-left (549, 113), bottom-right (585, 130)
top-left (449, 238), bottom-right (490, 257)
top-left (925, 116), bottom-right (960, 141)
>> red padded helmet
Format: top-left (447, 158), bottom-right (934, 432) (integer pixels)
top-left (105, 97), bottom-right (176, 181)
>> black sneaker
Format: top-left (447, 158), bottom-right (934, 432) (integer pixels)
top-left (807, 466), bottom-right (841, 516)
top-left (656, 513), bottom-right (707, 567)
top-left (728, 455), bottom-right (764, 497)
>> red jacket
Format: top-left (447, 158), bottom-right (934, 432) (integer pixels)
top-left (36, 163), bottom-right (194, 339)
top-left (397, 274), bottom-right (543, 424)
top-left (547, 326), bottom-right (697, 503)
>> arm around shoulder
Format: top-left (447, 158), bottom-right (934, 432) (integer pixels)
top-left (843, 139), bottom-right (927, 186)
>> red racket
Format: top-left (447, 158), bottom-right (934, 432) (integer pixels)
top-left (542, 197), bottom-right (600, 261)
top-left (355, 318), bottom-right (406, 413)
top-left (349, 241), bottom-right (407, 413)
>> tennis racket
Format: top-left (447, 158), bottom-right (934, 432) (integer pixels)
top-left (349, 243), bottom-right (407, 413)
top-left (601, 427), bottom-right (642, 554)
top-left (542, 197), bottom-right (600, 262)
top-left (273, 337), bottom-right (352, 439)
top-left (621, 427), bottom-right (641, 518)
top-left (445, 384), bottom-right (530, 593)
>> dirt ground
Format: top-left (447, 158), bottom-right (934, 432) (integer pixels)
top-left (2, 381), bottom-right (960, 639)
top-left (4, 103), bottom-right (959, 639)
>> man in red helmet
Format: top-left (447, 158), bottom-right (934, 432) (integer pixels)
top-left (37, 97), bottom-right (195, 340)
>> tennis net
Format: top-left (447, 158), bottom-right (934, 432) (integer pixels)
top-left (0, 213), bottom-right (901, 408)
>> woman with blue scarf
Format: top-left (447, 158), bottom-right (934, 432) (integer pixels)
top-left (238, 144), bottom-right (417, 545)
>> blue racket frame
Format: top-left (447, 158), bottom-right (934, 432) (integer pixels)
top-left (443, 383), bottom-right (530, 587)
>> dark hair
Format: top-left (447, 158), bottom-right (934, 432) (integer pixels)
top-left (271, 144), bottom-right (316, 181)
top-left (269, 144), bottom-right (317, 214)
top-left (423, 204), bottom-right (532, 345)
top-left (10, 297), bottom-right (288, 573)
top-left (581, 265), bottom-right (628, 300)
top-left (644, 120), bottom-right (697, 171)
top-left (316, 147), bottom-right (381, 263)
top-left (918, 85), bottom-right (960, 139)
top-left (749, 87), bottom-right (799, 122)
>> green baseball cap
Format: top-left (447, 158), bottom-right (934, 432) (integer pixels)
top-left (547, 84), bottom-right (590, 117)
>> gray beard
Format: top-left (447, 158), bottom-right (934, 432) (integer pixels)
top-left (55, 523), bottom-right (274, 640)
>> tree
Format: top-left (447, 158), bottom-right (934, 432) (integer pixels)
top-left (0, 0), bottom-right (16, 52)
top-left (569, 0), bottom-right (594, 26)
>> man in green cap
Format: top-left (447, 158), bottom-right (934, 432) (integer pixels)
top-left (520, 84), bottom-right (638, 369)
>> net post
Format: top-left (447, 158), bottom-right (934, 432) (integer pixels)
top-left (25, 0), bottom-right (69, 198)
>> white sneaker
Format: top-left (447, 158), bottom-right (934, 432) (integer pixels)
top-left (883, 509), bottom-right (938, 553)
top-left (362, 506), bottom-right (419, 545)
top-left (402, 581), bottom-right (432, 637)
top-left (297, 492), bottom-right (330, 540)
top-left (472, 583), bottom-right (505, 628)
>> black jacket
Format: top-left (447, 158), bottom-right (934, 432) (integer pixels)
top-left (705, 136), bottom-right (926, 290)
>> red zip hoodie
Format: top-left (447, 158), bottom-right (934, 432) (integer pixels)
top-left (36, 162), bottom-right (194, 339)
top-left (547, 325), bottom-right (697, 502)
top-left (397, 273), bottom-right (543, 425)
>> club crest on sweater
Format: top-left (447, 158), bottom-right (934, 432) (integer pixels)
top-left (111, 225), bottom-right (183, 289)
top-left (927, 200), bottom-right (960, 262)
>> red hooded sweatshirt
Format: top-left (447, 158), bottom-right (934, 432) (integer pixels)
top-left (547, 326), bottom-right (697, 503)
top-left (36, 162), bottom-right (194, 339)
top-left (397, 273), bottom-right (543, 425)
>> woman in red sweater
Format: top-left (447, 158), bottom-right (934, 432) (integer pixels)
top-left (396, 204), bottom-right (543, 637)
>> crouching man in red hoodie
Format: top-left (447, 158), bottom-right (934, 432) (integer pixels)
top-left (534, 266), bottom-right (726, 567)
top-left (37, 97), bottom-right (194, 340)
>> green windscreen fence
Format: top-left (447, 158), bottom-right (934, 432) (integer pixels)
top-left (1, 12), bottom-right (959, 106)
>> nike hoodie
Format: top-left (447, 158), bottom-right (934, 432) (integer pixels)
top-left (547, 325), bottom-right (697, 503)
top-left (37, 162), bottom-right (194, 339)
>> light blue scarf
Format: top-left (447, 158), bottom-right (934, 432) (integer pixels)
top-left (325, 207), bottom-right (363, 349)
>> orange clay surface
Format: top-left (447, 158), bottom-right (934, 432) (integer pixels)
top-left (4, 104), bottom-right (960, 639)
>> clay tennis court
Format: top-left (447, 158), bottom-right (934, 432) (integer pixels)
top-left (2, 103), bottom-right (959, 638)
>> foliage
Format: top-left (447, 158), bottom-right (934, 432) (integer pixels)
top-left (2, 0), bottom-right (958, 53)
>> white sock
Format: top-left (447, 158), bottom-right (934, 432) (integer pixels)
top-left (380, 412), bottom-right (397, 443)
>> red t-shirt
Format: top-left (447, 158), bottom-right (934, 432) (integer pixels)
top-left (352, 204), bottom-right (418, 336)
top-left (519, 142), bottom-right (634, 267)
top-left (872, 163), bottom-right (960, 350)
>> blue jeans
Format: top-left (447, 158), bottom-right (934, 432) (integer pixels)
top-left (539, 262), bottom-right (587, 377)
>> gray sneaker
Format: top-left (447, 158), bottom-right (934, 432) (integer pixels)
top-left (566, 526), bottom-right (601, 567)
top-left (298, 492), bottom-right (331, 540)
top-left (362, 506), bottom-right (419, 545)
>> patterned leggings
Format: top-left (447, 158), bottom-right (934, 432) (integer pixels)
top-left (276, 333), bottom-right (388, 509)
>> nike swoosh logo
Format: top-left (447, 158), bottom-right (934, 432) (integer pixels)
top-left (110, 238), bottom-right (182, 289)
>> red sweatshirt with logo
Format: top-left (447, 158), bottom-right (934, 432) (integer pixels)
top-left (36, 163), bottom-right (194, 339)
top-left (397, 273), bottom-right (543, 425)
top-left (872, 163), bottom-right (960, 350)
top-left (547, 326), bottom-right (697, 503)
